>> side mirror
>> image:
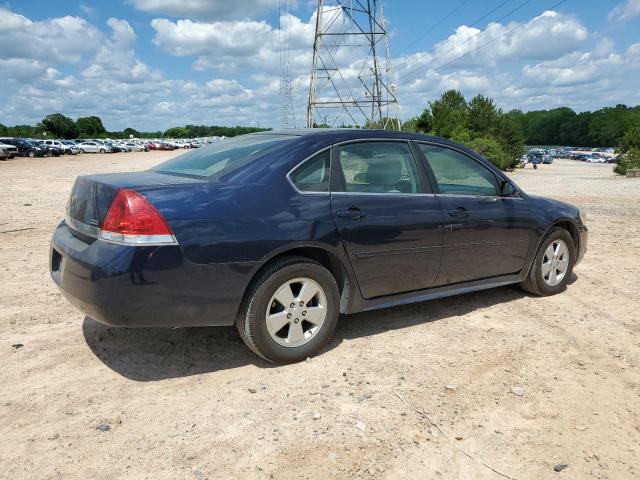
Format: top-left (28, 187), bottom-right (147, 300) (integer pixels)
top-left (500, 180), bottom-right (517, 197)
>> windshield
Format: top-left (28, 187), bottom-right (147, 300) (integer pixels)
top-left (152, 134), bottom-right (297, 178)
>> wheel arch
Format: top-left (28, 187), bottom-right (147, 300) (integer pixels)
top-left (238, 245), bottom-right (355, 318)
top-left (541, 218), bottom-right (581, 261)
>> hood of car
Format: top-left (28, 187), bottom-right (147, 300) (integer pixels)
top-left (527, 194), bottom-right (580, 219)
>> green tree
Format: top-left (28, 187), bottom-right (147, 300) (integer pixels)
top-left (365, 117), bottom-right (401, 130)
top-left (617, 126), bottom-right (640, 153)
top-left (614, 127), bottom-right (640, 176)
top-left (76, 116), bottom-right (106, 137)
top-left (614, 148), bottom-right (640, 176)
top-left (497, 112), bottom-right (526, 162)
top-left (123, 127), bottom-right (140, 138)
top-left (468, 137), bottom-right (513, 171)
top-left (468, 94), bottom-right (499, 136)
top-left (164, 127), bottom-right (188, 138)
top-left (428, 89), bottom-right (469, 138)
top-left (401, 117), bottom-right (419, 132)
top-left (41, 113), bottom-right (78, 139)
top-left (414, 109), bottom-right (433, 133)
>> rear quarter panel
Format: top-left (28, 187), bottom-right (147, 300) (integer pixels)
top-left (142, 181), bottom-right (345, 265)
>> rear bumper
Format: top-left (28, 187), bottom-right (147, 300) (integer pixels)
top-left (50, 221), bottom-right (255, 327)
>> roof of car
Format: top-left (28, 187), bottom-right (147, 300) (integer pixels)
top-left (252, 128), bottom-right (460, 144)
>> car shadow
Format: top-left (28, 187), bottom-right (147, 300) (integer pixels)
top-left (83, 274), bottom-right (577, 382)
top-left (82, 317), bottom-right (273, 381)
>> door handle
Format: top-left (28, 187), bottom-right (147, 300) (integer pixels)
top-left (448, 207), bottom-right (469, 218)
top-left (336, 207), bottom-right (366, 220)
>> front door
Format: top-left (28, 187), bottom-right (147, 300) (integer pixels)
top-left (330, 141), bottom-right (444, 299)
top-left (416, 143), bottom-right (530, 286)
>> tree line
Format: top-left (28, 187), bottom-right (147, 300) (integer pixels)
top-left (402, 90), bottom-right (640, 171)
top-left (3, 99), bottom-right (639, 173)
top-left (0, 113), bottom-right (269, 140)
top-left (509, 104), bottom-right (640, 147)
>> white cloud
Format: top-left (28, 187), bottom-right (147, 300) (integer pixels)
top-left (128, 0), bottom-right (280, 21)
top-left (0, 58), bottom-right (49, 80)
top-left (608, 0), bottom-right (640, 22)
top-left (82, 18), bottom-right (160, 84)
top-left (428, 11), bottom-right (588, 69)
top-left (1, 5), bottom-right (639, 131)
top-left (0, 7), bottom-right (103, 64)
top-left (151, 12), bottom-right (314, 74)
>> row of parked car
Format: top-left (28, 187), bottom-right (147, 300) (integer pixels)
top-left (518, 146), bottom-right (618, 167)
top-left (0, 137), bottom-right (224, 160)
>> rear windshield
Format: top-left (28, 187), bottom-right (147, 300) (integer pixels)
top-left (152, 134), bottom-right (297, 178)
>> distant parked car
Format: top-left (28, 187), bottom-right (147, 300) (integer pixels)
top-left (0, 138), bottom-right (46, 157)
top-left (542, 155), bottom-right (553, 164)
top-left (77, 141), bottom-right (111, 153)
top-left (61, 141), bottom-right (82, 155)
top-left (148, 142), bottom-right (174, 151)
top-left (34, 140), bottom-right (63, 157)
top-left (0, 141), bottom-right (18, 160)
top-left (42, 140), bottom-right (76, 155)
top-left (123, 143), bottom-right (148, 152)
top-left (105, 142), bottom-right (123, 153)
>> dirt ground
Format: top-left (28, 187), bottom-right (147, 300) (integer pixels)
top-left (1, 153), bottom-right (639, 480)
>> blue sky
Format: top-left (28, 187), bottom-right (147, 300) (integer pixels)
top-left (1, 0), bottom-right (639, 131)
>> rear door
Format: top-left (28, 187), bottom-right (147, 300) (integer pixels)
top-left (330, 140), bottom-right (444, 299)
top-left (416, 143), bottom-right (530, 286)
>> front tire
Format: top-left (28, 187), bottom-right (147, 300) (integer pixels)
top-left (520, 227), bottom-right (575, 296)
top-left (237, 256), bottom-right (340, 363)
top-left (28, 150), bottom-right (35, 158)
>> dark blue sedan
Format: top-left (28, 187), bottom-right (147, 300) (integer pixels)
top-left (51, 129), bottom-right (587, 363)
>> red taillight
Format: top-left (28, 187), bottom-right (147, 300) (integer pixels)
top-left (101, 189), bottom-right (174, 239)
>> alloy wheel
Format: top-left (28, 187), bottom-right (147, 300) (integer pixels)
top-left (265, 277), bottom-right (327, 348)
top-left (542, 239), bottom-right (570, 287)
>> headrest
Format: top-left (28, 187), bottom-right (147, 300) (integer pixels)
top-left (364, 159), bottom-right (402, 186)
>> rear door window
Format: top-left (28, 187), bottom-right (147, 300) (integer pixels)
top-left (335, 142), bottom-right (422, 194)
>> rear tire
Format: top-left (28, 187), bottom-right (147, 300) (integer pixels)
top-left (99, 148), bottom-right (106, 153)
top-left (520, 227), bottom-right (575, 296)
top-left (237, 256), bottom-right (340, 363)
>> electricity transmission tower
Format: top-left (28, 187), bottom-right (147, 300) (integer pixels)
top-left (306, 0), bottom-right (400, 129)
top-left (279, 0), bottom-right (297, 128)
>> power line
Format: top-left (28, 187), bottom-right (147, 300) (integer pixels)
top-left (434, 0), bottom-right (569, 73)
top-left (397, 0), bottom-right (535, 85)
top-left (394, 0), bottom-right (472, 57)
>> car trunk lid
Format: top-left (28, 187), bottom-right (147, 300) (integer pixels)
top-left (66, 171), bottom-right (206, 242)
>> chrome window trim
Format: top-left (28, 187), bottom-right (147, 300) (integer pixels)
top-left (434, 193), bottom-right (523, 200)
top-left (332, 191), bottom-right (437, 198)
top-left (286, 146), bottom-right (332, 195)
top-left (286, 137), bottom-right (522, 199)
